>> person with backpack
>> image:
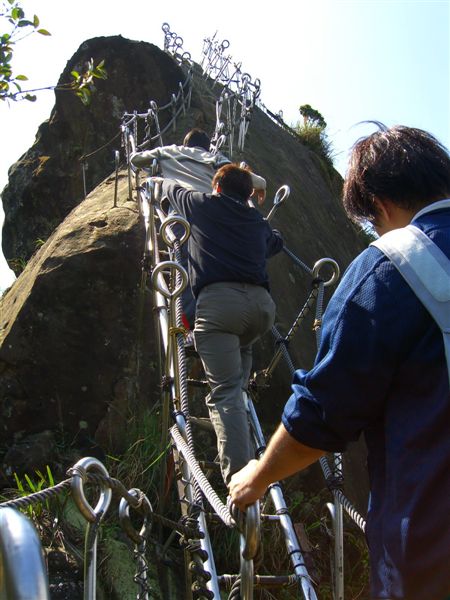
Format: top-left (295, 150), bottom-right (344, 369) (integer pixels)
top-left (230, 124), bottom-right (450, 600)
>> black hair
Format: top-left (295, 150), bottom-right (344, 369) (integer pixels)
top-left (343, 123), bottom-right (450, 222)
top-left (183, 129), bottom-right (211, 151)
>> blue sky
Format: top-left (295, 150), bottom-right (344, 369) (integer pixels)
top-left (0, 0), bottom-right (449, 290)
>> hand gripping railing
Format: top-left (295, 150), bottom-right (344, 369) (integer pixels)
top-left (0, 507), bottom-right (50, 599)
top-left (245, 397), bottom-right (319, 600)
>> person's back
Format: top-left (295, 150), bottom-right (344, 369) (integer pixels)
top-left (131, 128), bottom-right (267, 199)
top-left (131, 128), bottom-right (225, 193)
top-left (165, 185), bottom-right (279, 297)
top-left (229, 125), bottom-right (450, 600)
top-left (161, 164), bottom-right (283, 484)
top-left (314, 200), bottom-right (450, 599)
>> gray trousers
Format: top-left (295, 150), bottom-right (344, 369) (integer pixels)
top-left (194, 282), bottom-right (276, 484)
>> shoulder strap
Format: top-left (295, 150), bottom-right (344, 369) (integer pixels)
top-left (372, 225), bottom-right (450, 383)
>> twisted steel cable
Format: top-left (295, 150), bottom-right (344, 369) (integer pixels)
top-left (171, 425), bottom-right (235, 529)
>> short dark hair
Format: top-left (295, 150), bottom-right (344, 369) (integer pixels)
top-left (343, 123), bottom-right (450, 222)
top-left (183, 129), bottom-right (211, 151)
top-left (212, 164), bottom-right (254, 201)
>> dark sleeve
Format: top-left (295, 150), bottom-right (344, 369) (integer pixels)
top-left (266, 227), bottom-right (284, 258)
top-left (161, 179), bottom-right (193, 219)
top-left (280, 249), bottom-right (409, 451)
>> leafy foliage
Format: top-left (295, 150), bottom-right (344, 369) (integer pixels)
top-left (69, 58), bottom-right (107, 105)
top-left (0, 0), bottom-right (107, 104)
top-left (299, 103), bottom-right (327, 128)
top-left (294, 104), bottom-right (335, 174)
top-left (9, 465), bottom-right (56, 519)
top-left (0, 0), bottom-right (50, 101)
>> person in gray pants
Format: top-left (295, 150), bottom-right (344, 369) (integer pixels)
top-left (161, 164), bottom-right (283, 484)
top-left (195, 282), bottom-right (277, 484)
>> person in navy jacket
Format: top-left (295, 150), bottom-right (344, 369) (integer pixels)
top-left (230, 125), bottom-right (450, 600)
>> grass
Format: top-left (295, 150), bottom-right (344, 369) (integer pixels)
top-left (105, 407), bottom-right (168, 496)
top-left (293, 123), bottom-right (335, 176)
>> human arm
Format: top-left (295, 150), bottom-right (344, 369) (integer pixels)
top-left (160, 178), bottom-right (196, 219)
top-left (229, 424), bottom-right (325, 510)
top-left (266, 227), bottom-right (284, 257)
top-left (280, 247), bottom-right (425, 452)
top-left (130, 148), bottom-right (159, 169)
top-left (250, 173), bottom-right (266, 206)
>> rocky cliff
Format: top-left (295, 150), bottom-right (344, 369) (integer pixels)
top-left (0, 36), bottom-right (368, 508)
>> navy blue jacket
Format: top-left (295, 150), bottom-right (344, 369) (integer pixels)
top-left (162, 180), bottom-right (283, 297)
top-left (282, 203), bottom-right (450, 600)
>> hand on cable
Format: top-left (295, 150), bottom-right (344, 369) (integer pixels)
top-left (252, 188), bottom-right (266, 206)
top-left (150, 176), bottom-right (164, 184)
top-left (228, 459), bottom-right (267, 512)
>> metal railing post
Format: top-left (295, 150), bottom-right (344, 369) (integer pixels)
top-left (0, 507), bottom-right (50, 599)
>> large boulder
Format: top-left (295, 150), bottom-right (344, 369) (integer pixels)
top-left (0, 171), bottom-right (157, 468)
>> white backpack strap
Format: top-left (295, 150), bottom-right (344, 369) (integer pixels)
top-left (372, 225), bottom-right (450, 383)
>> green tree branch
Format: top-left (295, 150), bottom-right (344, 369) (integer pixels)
top-left (1, 0), bottom-right (106, 104)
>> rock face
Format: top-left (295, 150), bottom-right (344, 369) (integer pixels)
top-left (0, 35), bottom-right (369, 506)
top-left (1, 35), bottom-right (188, 271)
top-left (0, 172), bottom-right (158, 468)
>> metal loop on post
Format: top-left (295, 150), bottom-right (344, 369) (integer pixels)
top-left (312, 258), bottom-right (340, 287)
top-left (151, 261), bottom-right (188, 300)
top-left (273, 184), bottom-right (290, 207)
top-left (119, 488), bottom-right (153, 545)
top-left (241, 501), bottom-right (260, 561)
top-left (239, 503), bottom-right (260, 600)
top-left (266, 185), bottom-right (290, 222)
top-left (216, 134), bottom-right (226, 151)
top-left (160, 215), bottom-right (190, 247)
top-left (71, 457), bottom-right (112, 523)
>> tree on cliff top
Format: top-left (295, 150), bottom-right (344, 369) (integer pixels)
top-left (299, 104), bottom-right (327, 129)
top-left (295, 104), bottom-right (334, 174)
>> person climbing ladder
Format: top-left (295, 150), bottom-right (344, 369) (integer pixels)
top-left (159, 163), bottom-right (283, 484)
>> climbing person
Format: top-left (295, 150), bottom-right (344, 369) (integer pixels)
top-left (229, 124), bottom-right (450, 600)
top-left (158, 163), bottom-right (284, 485)
top-left (131, 128), bottom-right (267, 328)
top-left (131, 127), bottom-right (267, 203)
